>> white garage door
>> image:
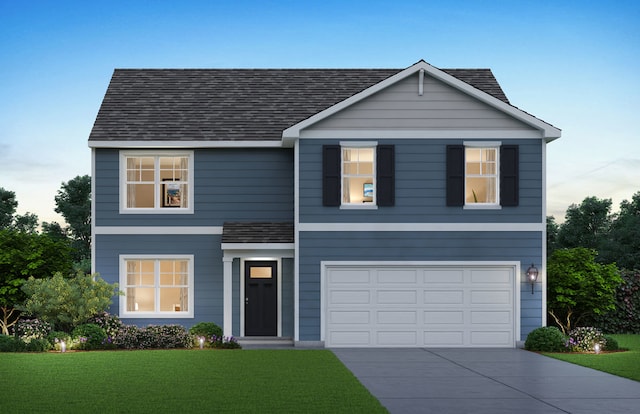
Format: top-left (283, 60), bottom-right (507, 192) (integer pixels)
top-left (324, 263), bottom-right (517, 348)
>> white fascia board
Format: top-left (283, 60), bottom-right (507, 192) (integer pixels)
top-left (88, 140), bottom-right (285, 148)
top-left (283, 60), bottom-right (561, 141)
top-left (299, 129), bottom-right (544, 139)
top-left (95, 226), bottom-right (223, 235)
top-left (299, 222), bottom-right (544, 232)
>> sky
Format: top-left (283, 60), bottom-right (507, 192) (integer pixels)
top-left (1, 0), bottom-right (639, 225)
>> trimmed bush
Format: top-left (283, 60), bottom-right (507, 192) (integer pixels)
top-left (72, 323), bottom-right (107, 350)
top-left (210, 335), bottom-right (241, 349)
top-left (47, 331), bottom-right (71, 351)
top-left (525, 326), bottom-right (567, 352)
top-left (0, 335), bottom-right (25, 352)
top-left (189, 322), bottom-right (223, 339)
top-left (25, 338), bottom-right (51, 352)
top-left (87, 312), bottom-right (124, 341)
top-left (603, 335), bottom-right (619, 351)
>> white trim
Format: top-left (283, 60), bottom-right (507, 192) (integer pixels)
top-left (89, 140), bottom-right (286, 148)
top-left (463, 141), bottom-right (502, 147)
top-left (119, 150), bottom-right (195, 214)
top-left (294, 139), bottom-right (300, 342)
top-left (298, 222), bottom-right (544, 232)
top-left (299, 129), bottom-right (544, 139)
top-left (320, 260), bottom-right (521, 347)
top-left (339, 141), bottom-right (378, 147)
top-left (283, 61), bottom-right (561, 141)
top-left (223, 257), bottom-right (233, 337)
top-left (119, 254), bottom-right (195, 319)
top-left (541, 139), bottom-right (548, 326)
top-left (95, 226), bottom-right (223, 235)
top-left (91, 148), bottom-right (96, 274)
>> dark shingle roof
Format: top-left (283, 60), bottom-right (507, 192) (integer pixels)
top-left (222, 222), bottom-right (294, 244)
top-left (88, 67), bottom-right (509, 142)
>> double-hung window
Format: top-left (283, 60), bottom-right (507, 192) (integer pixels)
top-left (465, 144), bottom-right (499, 206)
top-left (342, 144), bottom-right (376, 206)
top-left (120, 255), bottom-right (194, 318)
top-left (120, 151), bottom-right (193, 213)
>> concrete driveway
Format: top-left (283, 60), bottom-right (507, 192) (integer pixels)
top-left (333, 348), bottom-right (640, 414)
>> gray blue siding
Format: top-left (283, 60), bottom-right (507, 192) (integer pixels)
top-left (297, 231), bottom-right (543, 341)
top-left (299, 139), bottom-right (543, 223)
top-left (95, 148), bottom-right (293, 227)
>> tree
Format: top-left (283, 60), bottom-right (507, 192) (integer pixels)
top-left (0, 188), bottom-right (18, 229)
top-left (600, 191), bottom-right (640, 270)
top-left (547, 247), bottom-right (621, 334)
top-left (0, 229), bottom-right (73, 334)
top-left (20, 270), bottom-right (120, 332)
top-left (546, 215), bottom-right (560, 257)
top-left (556, 196), bottom-right (613, 253)
top-left (54, 175), bottom-right (91, 263)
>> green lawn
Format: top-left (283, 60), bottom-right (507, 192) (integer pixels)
top-left (0, 349), bottom-right (388, 413)
top-left (543, 334), bottom-right (640, 382)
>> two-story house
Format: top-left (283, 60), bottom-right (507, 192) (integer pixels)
top-left (89, 60), bottom-right (561, 347)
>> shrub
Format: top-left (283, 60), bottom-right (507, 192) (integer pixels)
top-left (525, 326), bottom-right (567, 352)
top-left (567, 327), bottom-right (607, 352)
top-left (14, 318), bottom-right (52, 342)
top-left (189, 322), bottom-right (223, 339)
top-left (113, 325), bottom-right (141, 349)
top-left (0, 335), bottom-right (25, 352)
top-left (591, 269), bottom-right (640, 334)
top-left (603, 335), bottom-right (619, 351)
top-left (72, 323), bottom-right (107, 350)
top-left (87, 312), bottom-right (124, 343)
top-left (210, 335), bottom-right (241, 349)
top-left (47, 331), bottom-right (71, 351)
top-left (25, 338), bottom-right (51, 352)
top-left (113, 324), bottom-right (191, 349)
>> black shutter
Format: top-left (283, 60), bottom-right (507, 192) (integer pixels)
top-left (377, 145), bottom-right (395, 206)
top-left (446, 145), bottom-right (465, 206)
top-left (500, 145), bottom-right (519, 206)
top-left (322, 145), bottom-right (341, 206)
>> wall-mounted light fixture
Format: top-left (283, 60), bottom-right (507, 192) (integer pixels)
top-left (526, 263), bottom-right (539, 294)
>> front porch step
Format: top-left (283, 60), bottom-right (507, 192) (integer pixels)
top-left (236, 337), bottom-right (294, 348)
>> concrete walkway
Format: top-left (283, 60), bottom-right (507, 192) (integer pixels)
top-left (333, 348), bottom-right (640, 414)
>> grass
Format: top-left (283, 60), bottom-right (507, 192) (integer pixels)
top-left (0, 349), bottom-right (388, 413)
top-left (543, 334), bottom-right (640, 382)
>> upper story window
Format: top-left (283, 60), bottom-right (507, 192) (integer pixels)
top-left (446, 142), bottom-right (519, 208)
top-left (120, 151), bottom-right (193, 213)
top-left (342, 145), bottom-right (376, 206)
top-left (465, 146), bottom-right (498, 205)
top-left (323, 143), bottom-right (394, 208)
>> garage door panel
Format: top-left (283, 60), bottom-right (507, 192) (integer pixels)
top-left (377, 310), bottom-right (417, 324)
top-left (424, 290), bottom-right (464, 304)
top-left (377, 290), bottom-right (417, 304)
top-left (377, 269), bottom-right (418, 283)
top-left (325, 264), bottom-right (515, 348)
top-left (424, 310), bottom-right (464, 324)
top-left (329, 310), bottom-right (370, 324)
top-left (470, 289), bottom-right (511, 304)
top-left (330, 290), bottom-right (370, 304)
top-left (377, 331), bottom-right (417, 346)
top-left (423, 269), bottom-right (465, 283)
top-left (424, 331), bottom-right (465, 346)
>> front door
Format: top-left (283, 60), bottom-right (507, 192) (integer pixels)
top-left (244, 261), bottom-right (277, 336)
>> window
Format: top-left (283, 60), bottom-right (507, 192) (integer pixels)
top-left (465, 146), bottom-right (498, 205)
top-left (120, 256), bottom-right (194, 318)
top-left (446, 143), bottom-right (519, 208)
top-left (342, 146), bottom-right (376, 205)
top-left (322, 144), bottom-right (394, 207)
top-left (121, 152), bottom-right (193, 213)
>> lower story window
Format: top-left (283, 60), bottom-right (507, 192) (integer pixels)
top-left (120, 255), bottom-right (194, 318)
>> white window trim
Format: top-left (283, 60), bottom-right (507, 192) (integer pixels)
top-left (339, 142), bottom-right (378, 209)
top-left (119, 254), bottom-right (195, 318)
top-left (119, 150), bottom-right (194, 214)
top-left (463, 141), bottom-right (501, 210)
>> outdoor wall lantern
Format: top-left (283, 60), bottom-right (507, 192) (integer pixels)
top-left (526, 263), bottom-right (539, 294)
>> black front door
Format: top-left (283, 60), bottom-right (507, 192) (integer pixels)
top-left (244, 261), bottom-right (277, 336)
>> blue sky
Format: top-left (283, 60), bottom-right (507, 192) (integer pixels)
top-left (1, 0), bottom-right (638, 224)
